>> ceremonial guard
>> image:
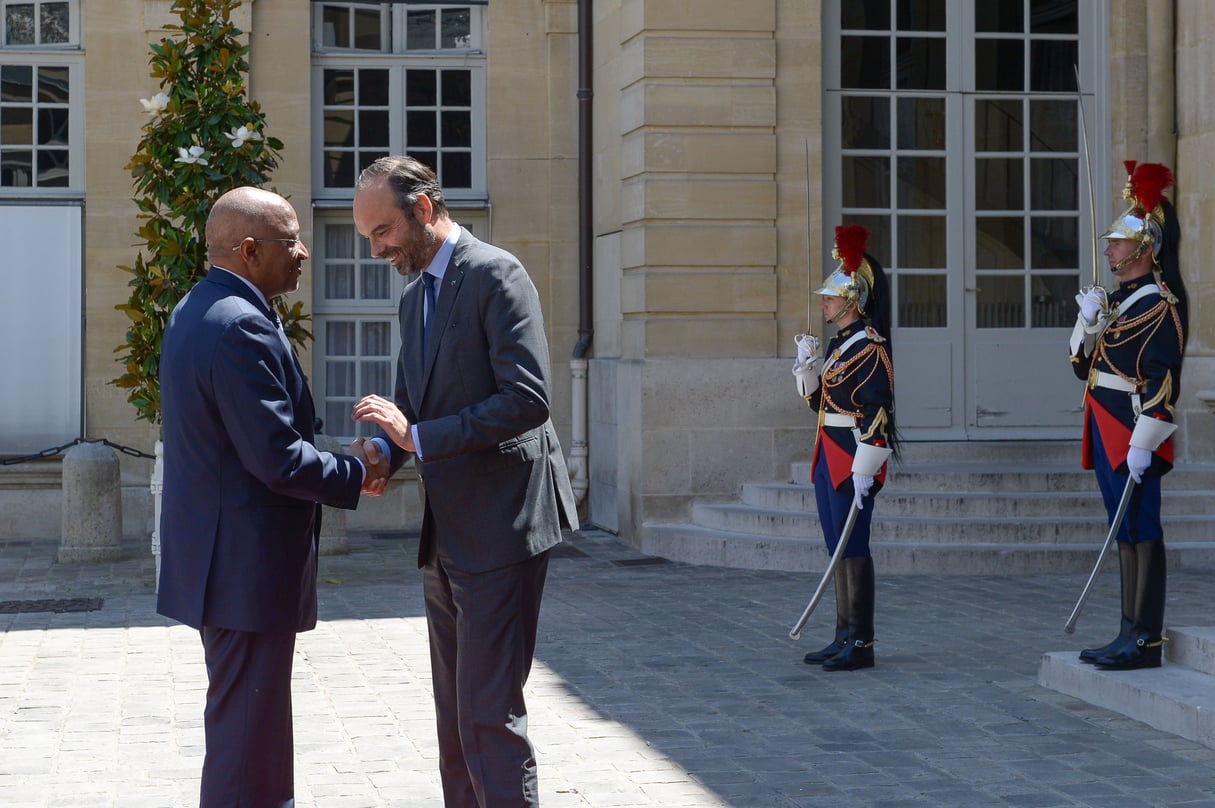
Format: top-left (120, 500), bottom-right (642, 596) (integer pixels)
top-left (792, 225), bottom-right (896, 671)
top-left (1070, 161), bottom-right (1188, 670)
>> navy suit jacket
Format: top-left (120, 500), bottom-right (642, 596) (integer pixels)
top-left (156, 268), bottom-right (362, 633)
top-left (382, 230), bottom-right (579, 572)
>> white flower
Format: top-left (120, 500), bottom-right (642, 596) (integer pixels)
top-left (174, 145), bottom-right (208, 165)
top-left (225, 125), bottom-right (263, 148)
top-left (139, 92), bottom-right (170, 116)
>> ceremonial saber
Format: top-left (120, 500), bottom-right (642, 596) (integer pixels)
top-left (1074, 63), bottom-right (1100, 289)
top-left (790, 500), bottom-right (860, 640)
top-left (1064, 476), bottom-right (1136, 634)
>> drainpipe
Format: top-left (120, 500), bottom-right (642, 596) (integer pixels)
top-left (1146, 0), bottom-right (1176, 170)
top-left (567, 0), bottom-right (593, 507)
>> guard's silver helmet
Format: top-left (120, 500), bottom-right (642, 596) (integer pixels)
top-left (1099, 161), bottom-right (1174, 262)
top-left (815, 224), bottom-right (874, 314)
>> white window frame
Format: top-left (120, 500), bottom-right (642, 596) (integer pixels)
top-left (1, 0), bottom-right (80, 48)
top-left (310, 1), bottom-right (487, 202)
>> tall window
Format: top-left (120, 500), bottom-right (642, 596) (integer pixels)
top-left (310, 2), bottom-right (488, 441)
top-left (1, 0), bottom-right (81, 191)
top-left (311, 1), bottom-right (486, 199)
top-left (828, 0), bottom-right (1085, 330)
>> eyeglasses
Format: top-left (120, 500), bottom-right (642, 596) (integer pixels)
top-left (229, 237), bottom-right (303, 251)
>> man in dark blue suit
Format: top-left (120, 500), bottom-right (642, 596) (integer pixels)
top-left (157, 186), bottom-right (383, 807)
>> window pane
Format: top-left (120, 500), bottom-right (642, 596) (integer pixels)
top-left (1029, 99), bottom-right (1075, 151)
top-left (1030, 40), bottom-right (1077, 91)
top-left (842, 155), bottom-right (890, 208)
top-left (975, 99), bottom-right (1023, 151)
top-left (326, 264), bottom-right (355, 300)
top-left (441, 110), bottom-right (470, 148)
top-left (324, 110), bottom-right (354, 148)
top-left (441, 8), bottom-right (471, 48)
top-left (1030, 158), bottom-right (1077, 210)
top-left (842, 96), bottom-right (889, 149)
top-left (976, 40), bottom-right (1023, 91)
top-left (407, 110), bottom-right (436, 147)
top-left (1030, 273), bottom-right (1076, 327)
top-left (442, 152), bottom-right (471, 189)
top-left (441, 70), bottom-right (471, 106)
top-left (364, 360), bottom-right (393, 397)
top-left (359, 69), bottom-right (389, 107)
top-left (2, 65), bottom-right (33, 102)
top-left (842, 0), bottom-right (890, 30)
top-left (896, 36), bottom-right (945, 90)
top-left (321, 6), bottom-right (348, 48)
top-left (37, 148), bottom-right (67, 186)
top-left (1030, 216), bottom-right (1078, 269)
top-left (325, 361), bottom-right (355, 396)
top-left (407, 9), bottom-right (436, 50)
top-left (842, 214), bottom-right (891, 264)
top-left (362, 322), bottom-right (392, 356)
top-left (324, 69), bottom-right (354, 106)
top-left (41, 2), bottom-right (70, 44)
top-left (1, 149), bottom-right (32, 186)
top-left (976, 0), bottom-right (1023, 33)
top-left (38, 66), bottom-right (68, 103)
top-left (841, 36), bottom-right (890, 90)
top-left (362, 264), bottom-right (390, 300)
top-left (897, 215), bottom-right (946, 267)
top-left (977, 276), bottom-right (1024, 328)
top-left (324, 151), bottom-right (354, 188)
top-left (898, 0), bottom-right (946, 31)
top-left (976, 158), bottom-right (1024, 210)
top-left (1030, 0), bottom-right (1077, 34)
top-left (2, 107), bottom-right (33, 144)
top-left (406, 70), bottom-right (437, 106)
top-left (325, 223), bottom-right (356, 258)
top-left (898, 274), bottom-right (947, 327)
top-left (5, 4), bottom-right (35, 45)
top-left (897, 156), bottom-right (945, 209)
top-left (326, 322), bottom-right (356, 355)
top-left (359, 110), bottom-right (389, 147)
top-left (897, 97), bottom-right (944, 150)
top-left (352, 7), bottom-right (382, 50)
top-left (38, 107), bottom-right (68, 145)
top-left (976, 217), bottom-right (1025, 269)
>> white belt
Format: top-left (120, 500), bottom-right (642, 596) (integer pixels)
top-left (822, 412), bottom-right (856, 428)
top-left (1090, 370), bottom-right (1138, 393)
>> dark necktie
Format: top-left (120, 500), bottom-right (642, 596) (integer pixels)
top-left (421, 272), bottom-right (437, 354)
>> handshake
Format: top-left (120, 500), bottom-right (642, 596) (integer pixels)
top-left (344, 394), bottom-right (416, 496)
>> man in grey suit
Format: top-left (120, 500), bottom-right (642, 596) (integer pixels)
top-left (351, 155), bottom-right (578, 807)
top-left (158, 186), bottom-right (382, 807)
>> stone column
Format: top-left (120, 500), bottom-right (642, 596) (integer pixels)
top-left (58, 442), bottom-right (124, 563)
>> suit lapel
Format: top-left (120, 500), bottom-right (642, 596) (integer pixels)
top-left (419, 242), bottom-right (468, 402)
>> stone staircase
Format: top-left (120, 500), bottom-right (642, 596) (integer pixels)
top-left (1039, 627), bottom-right (1215, 751)
top-left (641, 441), bottom-right (1215, 574)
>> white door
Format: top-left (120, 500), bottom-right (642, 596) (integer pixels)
top-left (823, 0), bottom-right (1107, 439)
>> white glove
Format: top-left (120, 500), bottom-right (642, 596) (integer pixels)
top-left (795, 333), bottom-right (820, 365)
top-left (1077, 287), bottom-right (1108, 326)
top-left (792, 357), bottom-right (820, 398)
top-left (852, 473), bottom-right (874, 511)
top-left (1126, 446), bottom-right (1151, 484)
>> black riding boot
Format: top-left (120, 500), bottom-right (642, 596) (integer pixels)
top-left (1096, 539), bottom-right (1166, 670)
top-left (1079, 542), bottom-right (1136, 663)
top-left (804, 565), bottom-right (849, 665)
top-left (822, 556), bottom-right (875, 671)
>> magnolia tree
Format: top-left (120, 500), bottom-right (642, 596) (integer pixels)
top-left (114, 0), bottom-right (310, 425)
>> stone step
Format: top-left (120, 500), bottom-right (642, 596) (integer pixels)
top-left (642, 526), bottom-right (1215, 576)
top-left (741, 482), bottom-right (1215, 517)
top-left (690, 502), bottom-right (1215, 543)
top-left (891, 440), bottom-right (1082, 464)
top-left (790, 462), bottom-right (1215, 492)
top-left (1038, 625), bottom-right (1215, 752)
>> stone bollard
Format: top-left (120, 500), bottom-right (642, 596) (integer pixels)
top-left (315, 433), bottom-right (350, 556)
top-left (58, 442), bottom-right (124, 563)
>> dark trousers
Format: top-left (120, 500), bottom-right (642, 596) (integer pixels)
top-left (423, 551), bottom-right (550, 808)
top-left (814, 443), bottom-right (875, 558)
top-left (199, 626), bottom-right (297, 808)
top-left (1089, 412), bottom-right (1162, 544)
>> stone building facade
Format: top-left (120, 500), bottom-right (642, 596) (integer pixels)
top-left (0, 0), bottom-right (1210, 555)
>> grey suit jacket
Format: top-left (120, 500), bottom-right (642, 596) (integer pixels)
top-left (384, 229), bottom-right (579, 572)
top-left (157, 268), bottom-right (363, 633)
